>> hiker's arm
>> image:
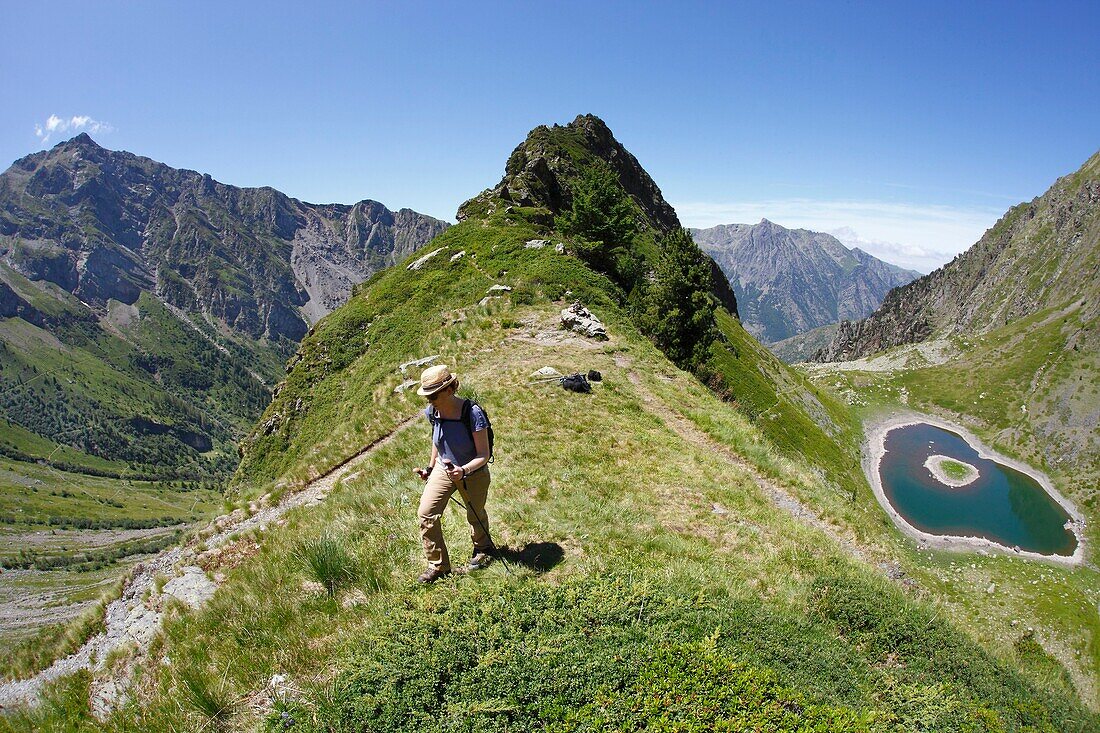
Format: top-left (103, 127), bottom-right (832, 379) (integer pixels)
top-left (462, 429), bottom-right (490, 475)
top-left (428, 442), bottom-right (438, 469)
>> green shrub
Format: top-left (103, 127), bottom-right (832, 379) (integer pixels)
top-left (267, 574), bottom-right (872, 733)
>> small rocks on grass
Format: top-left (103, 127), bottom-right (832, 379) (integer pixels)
top-left (449, 250), bottom-right (466, 262)
top-left (524, 239), bottom-right (563, 252)
top-left (406, 247), bottom-right (445, 271)
top-left (561, 301), bottom-right (608, 340)
top-left (530, 366), bottom-right (563, 379)
top-left (301, 580), bottom-right (326, 595)
top-left (394, 379), bottom-right (419, 394)
top-left (487, 284), bottom-right (512, 293)
top-left (399, 355), bottom-right (439, 374)
top-left (711, 503), bottom-right (728, 515)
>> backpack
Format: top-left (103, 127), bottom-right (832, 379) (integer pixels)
top-left (561, 373), bottom-right (591, 393)
top-left (428, 399), bottom-right (495, 463)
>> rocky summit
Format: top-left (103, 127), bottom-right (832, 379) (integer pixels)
top-left (693, 219), bottom-right (919, 344)
top-left (458, 114), bottom-right (738, 316)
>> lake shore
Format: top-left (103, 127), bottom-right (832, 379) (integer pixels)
top-left (863, 411), bottom-right (1087, 566)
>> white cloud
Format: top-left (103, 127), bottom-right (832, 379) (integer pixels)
top-left (674, 198), bottom-right (1007, 273)
top-left (34, 114), bottom-right (114, 144)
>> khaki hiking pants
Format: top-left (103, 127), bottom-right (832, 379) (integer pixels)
top-left (418, 465), bottom-right (491, 571)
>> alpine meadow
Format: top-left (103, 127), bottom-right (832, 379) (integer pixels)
top-left (0, 109), bottom-right (1095, 732)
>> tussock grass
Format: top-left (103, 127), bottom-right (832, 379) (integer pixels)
top-left (178, 667), bottom-right (237, 731)
top-left (296, 535), bottom-right (358, 598)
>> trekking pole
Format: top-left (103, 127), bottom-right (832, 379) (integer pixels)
top-left (449, 476), bottom-right (514, 576)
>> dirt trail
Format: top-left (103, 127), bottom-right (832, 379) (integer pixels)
top-left (618, 356), bottom-right (872, 565)
top-left (0, 415), bottom-right (419, 716)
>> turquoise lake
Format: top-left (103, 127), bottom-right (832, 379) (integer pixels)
top-left (879, 423), bottom-right (1077, 556)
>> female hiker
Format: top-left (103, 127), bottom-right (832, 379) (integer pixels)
top-left (413, 364), bottom-right (495, 583)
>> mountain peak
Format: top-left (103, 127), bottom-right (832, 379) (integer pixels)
top-left (58, 132), bottom-right (102, 151)
top-left (692, 221), bottom-right (921, 344)
top-left (457, 114), bottom-right (680, 233)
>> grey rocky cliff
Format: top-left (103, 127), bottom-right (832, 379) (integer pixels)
top-left (693, 220), bottom-right (919, 343)
top-left (0, 134), bottom-right (448, 473)
top-left (813, 150), bottom-right (1100, 362)
top-left (0, 133), bottom-right (449, 345)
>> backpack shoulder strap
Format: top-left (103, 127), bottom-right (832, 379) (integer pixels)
top-left (460, 399), bottom-right (475, 444)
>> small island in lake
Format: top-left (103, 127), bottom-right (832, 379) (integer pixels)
top-left (924, 454), bottom-right (979, 487)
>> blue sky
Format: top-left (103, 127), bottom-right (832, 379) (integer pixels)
top-left (2, 1), bottom-right (1097, 272)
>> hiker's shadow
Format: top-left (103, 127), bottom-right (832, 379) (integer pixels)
top-left (497, 542), bottom-right (564, 573)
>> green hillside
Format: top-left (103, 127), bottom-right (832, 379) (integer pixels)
top-left (10, 117), bottom-right (1097, 731)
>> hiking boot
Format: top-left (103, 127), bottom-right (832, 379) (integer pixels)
top-left (468, 548), bottom-right (495, 571)
top-left (417, 566), bottom-right (451, 584)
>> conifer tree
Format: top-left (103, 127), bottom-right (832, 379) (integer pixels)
top-left (645, 228), bottom-right (718, 372)
top-left (557, 163), bottom-right (642, 292)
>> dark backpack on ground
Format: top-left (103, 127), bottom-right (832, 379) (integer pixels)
top-left (428, 399), bottom-right (495, 463)
top-left (562, 373), bottom-right (591, 393)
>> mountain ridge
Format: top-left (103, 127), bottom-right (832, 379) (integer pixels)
top-left (693, 219), bottom-right (919, 344)
top-left (814, 150), bottom-right (1100, 361)
top-left (0, 134), bottom-right (447, 479)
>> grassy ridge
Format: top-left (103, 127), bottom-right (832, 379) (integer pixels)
top-left (9, 213), bottom-right (1088, 729)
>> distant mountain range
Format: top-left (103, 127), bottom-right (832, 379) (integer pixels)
top-left (692, 220), bottom-right (920, 345)
top-left (0, 134), bottom-right (447, 478)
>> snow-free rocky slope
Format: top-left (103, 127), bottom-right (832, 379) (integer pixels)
top-left (0, 135), bottom-right (447, 479)
top-left (9, 117), bottom-right (1096, 731)
top-left (693, 219), bottom-right (919, 344)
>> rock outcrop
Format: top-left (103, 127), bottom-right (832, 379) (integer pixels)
top-left (560, 301), bottom-right (608, 340)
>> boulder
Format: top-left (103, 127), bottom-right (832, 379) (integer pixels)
top-left (399, 355), bottom-right (439, 374)
top-left (407, 247), bottom-right (445, 271)
top-left (560, 301), bottom-right (608, 340)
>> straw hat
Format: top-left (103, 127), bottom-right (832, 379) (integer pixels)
top-left (417, 364), bottom-right (458, 396)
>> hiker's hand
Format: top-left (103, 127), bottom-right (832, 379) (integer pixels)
top-left (414, 467), bottom-right (430, 481)
top-left (446, 464), bottom-right (465, 482)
